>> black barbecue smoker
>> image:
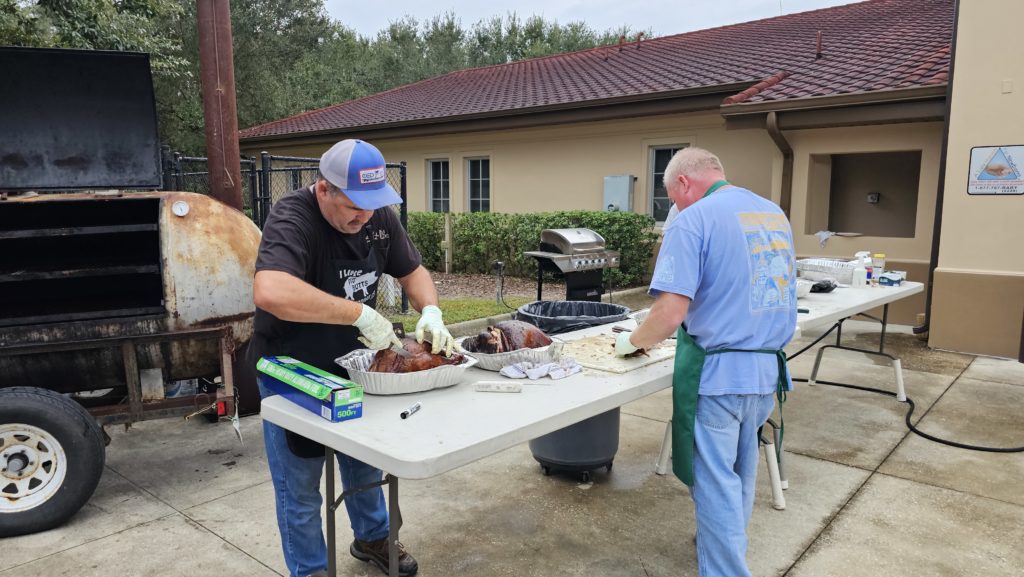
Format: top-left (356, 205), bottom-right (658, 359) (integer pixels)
top-left (524, 228), bottom-right (621, 302)
top-left (0, 47), bottom-right (260, 538)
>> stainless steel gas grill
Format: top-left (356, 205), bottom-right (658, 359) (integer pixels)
top-left (523, 228), bottom-right (621, 301)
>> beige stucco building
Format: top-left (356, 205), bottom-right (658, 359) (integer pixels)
top-left (241, 0), bottom-right (1022, 360)
top-left (927, 0), bottom-right (1024, 359)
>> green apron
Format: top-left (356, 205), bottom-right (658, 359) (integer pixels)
top-left (667, 179), bottom-right (790, 486)
top-left (670, 328), bottom-right (789, 486)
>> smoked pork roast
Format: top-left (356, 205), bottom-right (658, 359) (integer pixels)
top-left (459, 320), bottom-right (552, 354)
top-left (368, 337), bottom-right (465, 373)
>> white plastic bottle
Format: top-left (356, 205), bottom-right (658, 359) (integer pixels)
top-left (852, 262), bottom-right (868, 287)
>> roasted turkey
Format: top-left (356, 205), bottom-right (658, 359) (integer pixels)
top-left (368, 337), bottom-right (465, 373)
top-left (459, 320), bottom-right (552, 354)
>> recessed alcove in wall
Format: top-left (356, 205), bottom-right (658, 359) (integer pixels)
top-left (805, 151), bottom-right (921, 238)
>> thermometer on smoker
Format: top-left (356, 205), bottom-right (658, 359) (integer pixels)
top-left (473, 381), bottom-right (523, 393)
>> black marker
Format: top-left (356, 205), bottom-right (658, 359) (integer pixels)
top-left (400, 402), bottom-right (422, 419)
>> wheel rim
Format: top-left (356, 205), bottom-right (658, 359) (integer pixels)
top-left (0, 424), bottom-right (68, 513)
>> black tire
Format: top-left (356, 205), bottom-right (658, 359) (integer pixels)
top-left (0, 387), bottom-right (106, 537)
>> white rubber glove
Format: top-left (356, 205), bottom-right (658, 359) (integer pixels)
top-left (415, 305), bottom-right (454, 356)
top-left (614, 331), bottom-right (639, 357)
top-left (351, 304), bottom-right (402, 351)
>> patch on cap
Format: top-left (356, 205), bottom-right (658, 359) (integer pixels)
top-left (359, 166), bottom-right (386, 185)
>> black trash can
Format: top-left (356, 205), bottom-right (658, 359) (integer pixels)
top-left (516, 301), bottom-right (630, 482)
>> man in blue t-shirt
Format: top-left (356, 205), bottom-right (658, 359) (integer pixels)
top-left (616, 147), bottom-right (796, 577)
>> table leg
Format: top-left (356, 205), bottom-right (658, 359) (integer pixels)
top-left (893, 358), bottom-right (906, 402)
top-left (762, 440), bottom-right (785, 510)
top-left (765, 419), bottom-right (788, 490)
top-left (326, 446), bottom-right (336, 577)
top-left (812, 307), bottom-right (907, 401)
top-left (808, 345), bottom-right (827, 386)
top-left (324, 449), bottom-right (395, 577)
top-left (655, 421), bottom-right (672, 475)
top-left (388, 475), bottom-right (402, 577)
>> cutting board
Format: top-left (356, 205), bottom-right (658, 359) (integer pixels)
top-left (562, 334), bottom-right (675, 374)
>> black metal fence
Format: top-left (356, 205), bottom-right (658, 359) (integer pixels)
top-left (161, 148), bottom-right (410, 311)
top-left (161, 148), bottom-right (406, 231)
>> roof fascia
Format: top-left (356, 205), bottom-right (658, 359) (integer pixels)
top-left (724, 97), bottom-right (946, 131)
top-left (720, 84), bottom-right (947, 116)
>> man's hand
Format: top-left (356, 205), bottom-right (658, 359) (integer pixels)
top-left (351, 305), bottom-right (402, 351)
top-left (415, 305), bottom-right (454, 355)
top-left (614, 331), bottom-right (639, 357)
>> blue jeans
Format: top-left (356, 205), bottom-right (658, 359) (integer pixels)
top-left (691, 393), bottom-right (775, 577)
top-left (259, 377), bottom-right (389, 577)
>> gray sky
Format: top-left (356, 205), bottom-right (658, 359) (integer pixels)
top-left (324, 0), bottom-right (862, 38)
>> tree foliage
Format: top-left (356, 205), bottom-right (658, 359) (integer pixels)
top-left (1, 1), bottom-right (647, 154)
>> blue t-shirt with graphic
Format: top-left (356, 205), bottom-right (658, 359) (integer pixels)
top-left (650, 186), bottom-right (796, 396)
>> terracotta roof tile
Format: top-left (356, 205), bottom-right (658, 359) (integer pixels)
top-left (241, 0), bottom-right (952, 140)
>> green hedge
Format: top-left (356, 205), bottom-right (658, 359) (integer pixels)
top-left (407, 210), bottom-right (658, 287)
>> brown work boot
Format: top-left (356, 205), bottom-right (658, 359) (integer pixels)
top-left (350, 538), bottom-right (418, 577)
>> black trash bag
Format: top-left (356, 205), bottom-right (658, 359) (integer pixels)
top-left (515, 300), bottom-right (631, 335)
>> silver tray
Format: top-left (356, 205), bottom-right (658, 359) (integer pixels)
top-left (335, 349), bottom-right (477, 396)
top-left (455, 337), bottom-right (564, 372)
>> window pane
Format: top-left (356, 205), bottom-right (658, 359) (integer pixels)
top-left (441, 199), bottom-right (450, 212)
top-left (470, 159), bottom-right (479, 179)
top-left (654, 148), bottom-right (673, 174)
top-left (429, 160), bottom-right (450, 213)
top-left (653, 198), bottom-right (671, 222)
top-left (480, 199), bottom-right (490, 212)
top-left (651, 146), bottom-right (685, 221)
top-left (481, 159), bottom-right (490, 178)
top-left (481, 180), bottom-right (490, 200)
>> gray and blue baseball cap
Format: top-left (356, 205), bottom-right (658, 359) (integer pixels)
top-left (319, 139), bottom-right (402, 210)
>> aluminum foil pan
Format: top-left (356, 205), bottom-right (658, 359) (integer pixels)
top-left (335, 349), bottom-right (478, 396)
top-left (455, 337), bottom-right (564, 372)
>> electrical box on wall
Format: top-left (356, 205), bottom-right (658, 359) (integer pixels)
top-left (603, 175), bottom-right (635, 212)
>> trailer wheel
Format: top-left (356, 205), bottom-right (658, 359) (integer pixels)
top-left (0, 387), bottom-right (105, 537)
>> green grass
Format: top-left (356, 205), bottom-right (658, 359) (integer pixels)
top-left (385, 297), bottom-right (531, 333)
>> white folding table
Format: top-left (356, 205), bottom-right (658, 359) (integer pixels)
top-left (261, 282), bottom-right (923, 576)
top-left (261, 321), bottom-right (674, 577)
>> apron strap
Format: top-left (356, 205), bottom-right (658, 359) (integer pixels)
top-left (706, 347), bottom-right (789, 457)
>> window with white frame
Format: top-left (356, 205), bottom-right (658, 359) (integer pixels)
top-left (467, 157), bottom-right (490, 212)
top-left (650, 145), bottom-right (686, 222)
top-left (428, 159), bottom-right (450, 212)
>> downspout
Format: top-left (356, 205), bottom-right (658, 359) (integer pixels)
top-left (766, 111), bottom-right (794, 217)
top-left (914, 0), bottom-right (960, 338)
